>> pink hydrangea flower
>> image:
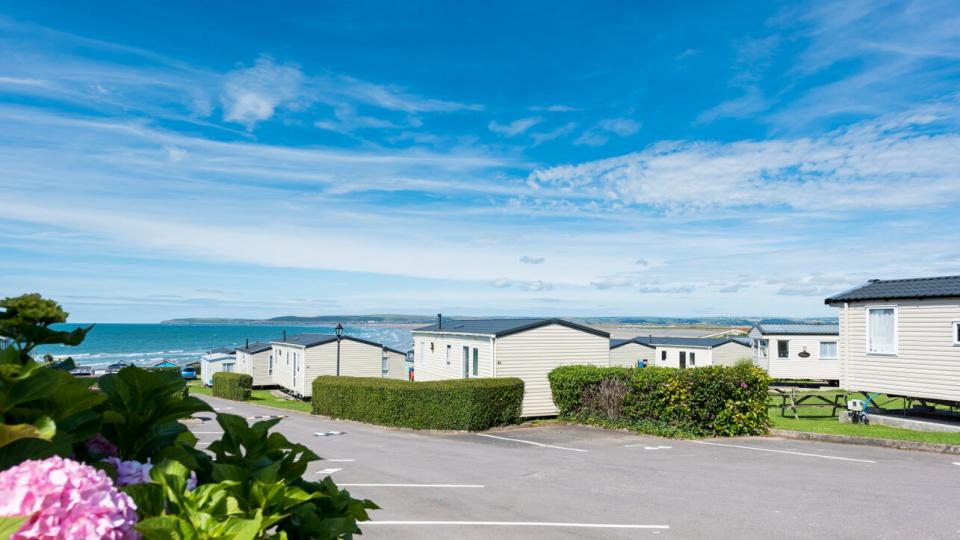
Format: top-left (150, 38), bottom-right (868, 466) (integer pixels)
top-left (0, 456), bottom-right (139, 540)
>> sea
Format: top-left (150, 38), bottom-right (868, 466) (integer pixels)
top-left (33, 323), bottom-right (413, 368)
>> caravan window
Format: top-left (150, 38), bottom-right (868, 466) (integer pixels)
top-left (867, 307), bottom-right (897, 354)
top-left (777, 340), bottom-right (789, 358)
top-left (953, 321), bottom-right (960, 346)
top-left (819, 341), bottom-right (838, 359)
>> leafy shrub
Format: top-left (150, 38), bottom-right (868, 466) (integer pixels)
top-left (549, 363), bottom-right (770, 437)
top-left (0, 293), bottom-right (376, 538)
top-left (212, 372), bottom-right (253, 401)
top-left (312, 376), bottom-right (524, 431)
top-left (128, 414), bottom-right (376, 539)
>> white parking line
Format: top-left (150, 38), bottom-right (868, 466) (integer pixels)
top-left (625, 444), bottom-right (672, 450)
top-left (953, 462), bottom-right (960, 466)
top-left (690, 440), bottom-right (876, 463)
top-left (325, 459), bottom-right (356, 462)
top-left (364, 521), bottom-right (668, 530)
top-left (213, 407), bottom-right (233, 411)
top-left (316, 468), bottom-right (342, 474)
top-left (475, 433), bottom-right (588, 452)
top-left (338, 483), bottom-right (484, 488)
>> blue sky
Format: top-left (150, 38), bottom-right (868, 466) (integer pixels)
top-left (1, 1), bottom-right (959, 322)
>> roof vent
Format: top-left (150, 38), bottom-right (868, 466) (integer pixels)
top-left (282, 330), bottom-right (287, 341)
top-left (245, 338), bottom-right (249, 349)
top-left (437, 313), bottom-right (443, 330)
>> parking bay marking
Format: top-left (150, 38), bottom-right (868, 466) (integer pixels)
top-left (475, 433), bottom-right (588, 453)
top-left (690, 440), bottom-right (876, 463)
top-left (316, 468), bottom-right (342, 474)
top-left (364, 521), bottom-right (668, 530)
top-left (625, 444), bottom-right (672, 450)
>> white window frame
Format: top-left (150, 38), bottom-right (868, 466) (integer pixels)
top-left (953, 320), bottom-right (960, 346)
top-left (865, 305), bottom-right (898, 356)
top-left (819, 341), bottom-right (838, 360)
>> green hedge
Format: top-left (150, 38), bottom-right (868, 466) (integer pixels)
top-left (311, 376), bottom-right (524, 431)
top-left (549, 362), bottom-right (770, 437)
top-left (212, 372), bottom-right (252, 401)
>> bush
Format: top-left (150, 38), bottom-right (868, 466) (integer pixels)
top-left (0, 293), bottom-right (376, 539)
top-left (549, 363), bottom-right (770, 437)
top-left (211, 372), bottom-right (252, 401)
top-left (312, 376), bottom-right (524, 431)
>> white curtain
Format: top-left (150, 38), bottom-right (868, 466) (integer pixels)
top-left (869, 308), bottom-right (895, 353)
top-left (819, 341), bottom-right (837, 359)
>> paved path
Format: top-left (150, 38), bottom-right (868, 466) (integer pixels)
top-left (193, 396), bottom-right (960, 539)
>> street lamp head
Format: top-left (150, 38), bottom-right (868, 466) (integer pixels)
top-left (335, 322), bottom-right (344, 338)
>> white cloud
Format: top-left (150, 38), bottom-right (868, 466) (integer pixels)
top-left (596, 118), bottom-right (641, 137)
top-left (530, 105), bottom-right (960, 213)
top-left (491, 277), bottom-right (511, 288)
top-left (221, 56), bottom-right (305, 128)
top-left (591, 277), bottom-right (632, 290)
top-left (519, 256), bottom-right (545, 265)
top-left (637, 286), bottom-right (694, 294)
top-left (488, 116), bottom-right (544, 137)
top-left (530, 122), bottom-right (577, 145)
top-left (575, 117), bottom-right (641, 146)
top-left (164, 145), bottom-right (187, 161)
top-left (520, 280), bottom-right (552, 292)
top-left (529, 105), bottom-right (581, 112)
top-left (574, 130), bottom-right (609, 147)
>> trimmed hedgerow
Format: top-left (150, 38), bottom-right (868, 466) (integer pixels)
top-left (311, 376), bottom-right (524, 431)
top-left (212, 372), bottom-right (252, 401)
top-left (549, 361), bottom-right (770, 437)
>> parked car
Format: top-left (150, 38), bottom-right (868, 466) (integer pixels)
top-left (180, 366), bottom-right (197, 380)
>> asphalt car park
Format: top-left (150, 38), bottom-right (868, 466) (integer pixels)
top-left (193, 396), bottom-right (960, 539)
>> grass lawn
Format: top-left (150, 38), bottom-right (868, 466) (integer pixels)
top-left (188, 383), bottom-right (313, 414)
top-left (768, 390), bottom-right (960, 445)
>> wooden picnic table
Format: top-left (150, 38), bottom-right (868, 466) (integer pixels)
top-left (770, 387), bottom-right (845, 420)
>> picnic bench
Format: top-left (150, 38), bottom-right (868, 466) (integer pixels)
top-left (770, 387), bottom-right (845, 420)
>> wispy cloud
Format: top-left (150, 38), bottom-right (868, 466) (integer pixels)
top-left (519, 256), bottom-right (545, 265)
top-left (488, 117), bottom-right (544, 137)
top-left (530, 122), bottom-right (577, 145)
top-left (528, 105), bottom-right (581, 112)
top-left (531, 104), bottom-right (960, 213)
top-left (574, 117), bottom-right (641, 146)
top-left (0, 17), bottom-right (483, 137)
top-left (222, 56), bottom-right (306, 128)
top-left (591, 277), bottom-right (632, 290)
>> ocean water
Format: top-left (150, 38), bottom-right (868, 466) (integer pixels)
top-left (33, 323), bottom-right (413, 367)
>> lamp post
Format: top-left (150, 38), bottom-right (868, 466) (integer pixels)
top-left (335, 322), bottom-right (344, 376)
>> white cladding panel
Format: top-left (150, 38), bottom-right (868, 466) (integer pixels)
top-left (761, 334), bottom-right (841, 380)
top-left (495, 324), bottom-right (609, 417)
top-left (711, 342), bottom-right (753, 367)
top-left (609, 342), bottom-right (655, 367)
top-left (653, 346), bottom-right (713, 368)
top-left (411, 333), bottom-right (493, 380)
top-left (384, 350), bottom-right (409, 380)
top-left (236, 349), bottom-right (273, 386)
top-left (839, 299), bottom-right (960, 400)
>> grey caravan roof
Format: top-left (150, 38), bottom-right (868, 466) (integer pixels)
top-left (415, 318), bottom-right (609, 338)
top-left (752, 323), bottom-right (839, 336)
top-left (825, 275), bottom-right (960, 304)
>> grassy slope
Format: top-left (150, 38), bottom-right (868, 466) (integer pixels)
top-left (768, 390), bottom-right (960, 445)
top-left (189, 383), bottom-right (312, 414)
